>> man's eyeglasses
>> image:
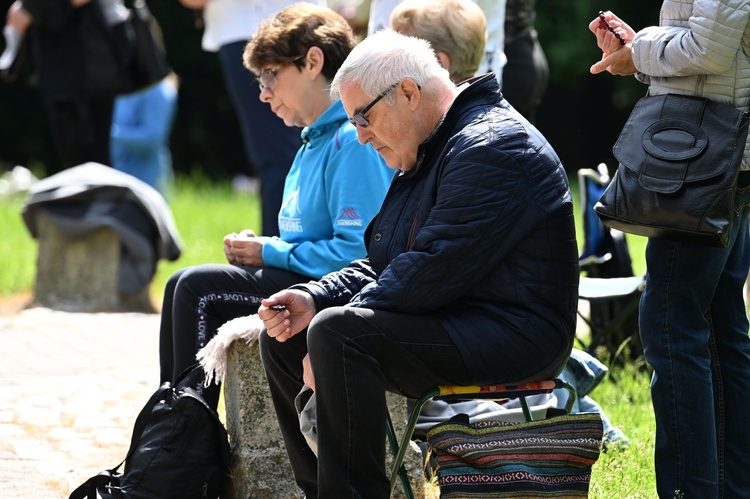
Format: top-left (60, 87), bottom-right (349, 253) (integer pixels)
top-left (597, 11), bottom-right (625, 46)
top-left (348, 82), bottom-right (400, 128)
top-left (257, 55), bottom-right (306, 91)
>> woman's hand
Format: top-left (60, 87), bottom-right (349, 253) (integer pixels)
top-left (224, 229), bottom-right (265, 267)
top-left (258, 289), bottom-right (317, 343)
top-left (589, 11), bottom-right (638, 76)
top-left (590, 46), bottom-right (637, 76)
top-left (589, 11), bottom-right (636, 50)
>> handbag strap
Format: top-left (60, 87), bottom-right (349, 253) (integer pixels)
top-left (660, 93), bottom-right (706, 123)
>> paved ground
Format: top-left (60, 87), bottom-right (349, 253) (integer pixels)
top-left (0, 304), bottom-right (162, 498)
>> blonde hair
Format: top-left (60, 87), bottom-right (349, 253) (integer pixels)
top-left (330, 30), bottom-right (452, 102)
top-left (389, 0), bottom-right (487, 83)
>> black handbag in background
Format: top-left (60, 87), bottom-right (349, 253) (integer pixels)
top-left (125, 0), bottom-right (171, 91)
top-left (594, 93), bottom-right (750, 247)
top-left (90, 0), bottom-right (170, 95)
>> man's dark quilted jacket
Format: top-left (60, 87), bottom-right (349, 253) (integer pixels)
top-left (300, 74), bottom-right (579, 385)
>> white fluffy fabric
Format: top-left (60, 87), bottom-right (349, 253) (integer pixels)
top-left (197, 314), bottom-right (265, 387)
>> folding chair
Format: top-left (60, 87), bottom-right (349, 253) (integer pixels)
top-left (576, 164), bottom-right (645, 360)
top-left (387, 379), bottom-right (577, 498)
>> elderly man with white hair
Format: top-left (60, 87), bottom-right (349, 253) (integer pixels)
top-left (257, 29), bottom-right (579, 498)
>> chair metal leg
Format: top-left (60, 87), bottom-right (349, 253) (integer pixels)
top-left (558, 379), bottom-right (577, 415)
top-left (389, 388), bottom-right (439, 496)
top-left (520, 396), bottom-right (534, 421)
top-left (386, 410), bottom-right (413, 499)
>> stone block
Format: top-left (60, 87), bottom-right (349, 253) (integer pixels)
top-left (223, 341), bottom-right (426, 498)
top-left (33, 211), bottom-right (153, 312)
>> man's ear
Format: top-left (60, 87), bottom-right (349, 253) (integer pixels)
top-left (400, 78), bottom-right (422, 110)
top-left (436, 51), bottom-right (452, 73)
top-left (304, 46), bottom-right (325, 80)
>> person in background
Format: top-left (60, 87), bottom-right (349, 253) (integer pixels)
top-left (110, 73), bottom-right (178, 195)
top-left (389, 0), bottom-right (486, 83)
top-left (159, 3), bottom-right (393, 410)
top-left (390, 0), bottom-right (628, 450)
top-left (368, 0), bottom-right (505, 86)
top-left (590, 5), bottom-right (750, 497)
top-left (502, 0), bottom-right (547, 123)
top-left (5, 0), bottom-right (132, 169)
top-left (176, 0), bottom-right (326, 236)
top-left (257, 29), bottom-right (578, 498)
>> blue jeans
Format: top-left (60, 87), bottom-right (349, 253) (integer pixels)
top-left (218, 41), bottom-right (301, 236)
top-left (640, 171), bottom-right (750, 498)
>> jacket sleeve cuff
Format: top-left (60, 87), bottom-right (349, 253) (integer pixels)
top-left (289, 282), bottom-right (329, 312)
top-left (261, 237), bottom-right (294, 271)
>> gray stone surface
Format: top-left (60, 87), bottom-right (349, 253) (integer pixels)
top-left (0, 307), bottom-right (161, 498)
top-left (223, 341), bottom-right (298, 498)
top-left (33, 212), bottom-right (153, 313)
top-left (0, 306), bottom-right (436, 498)
top-left (224, 341), bottom-right (426, 499)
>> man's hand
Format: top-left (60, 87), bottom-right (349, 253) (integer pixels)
top-left (258, 289), bottom-right (317, 343)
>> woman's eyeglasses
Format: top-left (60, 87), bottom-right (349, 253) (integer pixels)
top-left (598, 11), bottom-right (626, 46)
top-left (257, 55), bottom-right (306, 91)
top-left (348, 83), bottom-right (400, 128)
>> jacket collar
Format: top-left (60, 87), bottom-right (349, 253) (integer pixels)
top-left (403, 73), bottom-right (502, 177)
top-left (300, 99), bottom-right (347, 146)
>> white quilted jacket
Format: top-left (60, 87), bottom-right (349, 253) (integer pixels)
top-left (631, 0), bottom-right (750, 168)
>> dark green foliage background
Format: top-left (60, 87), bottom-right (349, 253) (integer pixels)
top-left (0, 0), bottom-right (660, 178)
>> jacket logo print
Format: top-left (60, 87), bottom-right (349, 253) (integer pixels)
top-left (336, 208), bottom-right (363, 227)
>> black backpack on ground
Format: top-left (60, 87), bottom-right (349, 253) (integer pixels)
top-left (69, 365), bottom-right (231, 499)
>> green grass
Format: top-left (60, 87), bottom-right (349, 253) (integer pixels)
top-left (150, 174), bottom-right (262, 298)
top-left (588, 357), bottom-right (657, 498)
top-left (0, 173), bottom-right (657, 497)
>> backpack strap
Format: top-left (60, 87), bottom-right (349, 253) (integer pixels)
top-left (124, 382), bottom-right (173, 460)
top-left (68, 382), bottom-right (171, 499)
top-left (68, 469), bottom-right (124, 499)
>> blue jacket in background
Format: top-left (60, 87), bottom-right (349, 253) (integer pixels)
top-left (300, 75), bottom-right (579, 384)
top-left (261, 99), bottom-right (393, 279)
top-left (110, 78), bottom-right (178, 193)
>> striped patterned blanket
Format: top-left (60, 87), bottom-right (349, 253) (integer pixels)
top-left (426, 413), bottom-right (603, 498)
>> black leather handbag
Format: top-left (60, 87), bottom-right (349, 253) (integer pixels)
top-left (125, 0), bottom-right (171, 91)
top-left (594, 93), bottom-right (750, 247)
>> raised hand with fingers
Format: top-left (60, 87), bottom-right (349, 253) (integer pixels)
top-left (589, 11), bottom-right (637, 76)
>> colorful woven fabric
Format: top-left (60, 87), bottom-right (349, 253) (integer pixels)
top-left (426, 413), bottom-right (603, 498)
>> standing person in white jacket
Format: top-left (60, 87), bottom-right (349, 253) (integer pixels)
top-left (177, 0), bottom-right (325, 237)
top-left (590, 4), bottom-right (750, 498)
